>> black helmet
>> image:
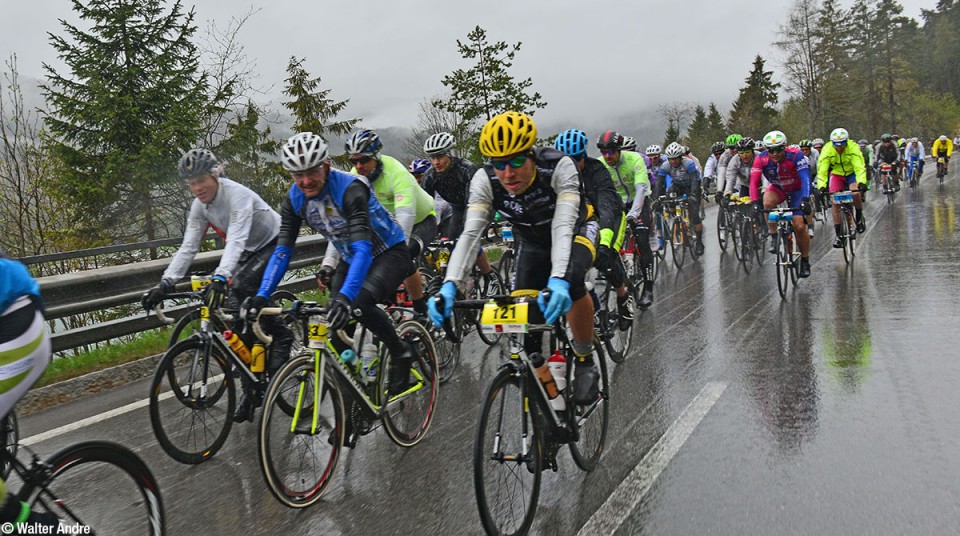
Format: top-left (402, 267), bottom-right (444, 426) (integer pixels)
top-left (880, 133), bottom-right (893, 142)
top-left (710, 141), bottom-right (725, 154)
top-left (178, 149), bottom-right (220, 179)
top-left (597, 130), bottom-right (622, 150)
top-left (736, 137), bottom-right (755, 151)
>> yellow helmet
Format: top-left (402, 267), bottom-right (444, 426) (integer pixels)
top-left (478, 111), bottom-right (537, 158)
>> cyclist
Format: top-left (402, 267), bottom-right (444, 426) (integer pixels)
top-left (339, 130), bottom-right (437, 315)
top-left (251, 132), bottom-right (416, 397)
top-left (621, 136), bottom-right (638, 152)
top-left (420, 132), bottom-right (496, 284)
top-left (703, 141), bottom-right (726, 199)
top-left (139, 149), bottom-right (293, 422)
top-left (875, 133), bottom-right (901, 194)
top-left (812, 138), bottom-right (825, 156)
top-left (428, 112), bottom-right (601, 404)
top-left (931, 135), bottom-right (953, 173)
top-left (409, 158), bottom-right (431, 183)
top-left (0, 254), bottom-right (59, 530)
top-left (858, 139), bottom-right (875, 184)
top-left (816, 127), bottom-right (868, 247)
top-left (597, 131), bottom-right (655, 307)
top-left (683, 145), bottom-right (703, 174)
top-left (656, 142), bottom-right (706, 255)
top-left (723, 137), bottom-right (757, 198)
top-left (904, 137), bottom-right (925, 181)
top-left (715, 134), bottom-right (742, 203)
top-left (750, 130), bottom-right (813, 278)
top-left (646, 144), bottom-right (664, 178)
top-left (554, 129), bottom-right (640, 321)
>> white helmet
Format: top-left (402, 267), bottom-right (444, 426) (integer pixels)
top-left (281, 132), bottom-right (329, 172)
top-left (424, 132), bottom-right (455, 156)
top-left (939, 135), bottom-right (948, 141)
top-left (811, 137), bottom-right (825, 147)
top-left (645, 144), bottom-right (662, 156)
top-left (830, 128), bottom-right (850, 144)
top-left (763, 130), bottom-right (787, 149)
top-left (911, 137), bottom-right (918, 143)
top-left (754, 140), bottom-right (765, 151)
top-left (664, 142), bottom-right (684, 159)
top-left (621, 136), bottom-right (637, 151)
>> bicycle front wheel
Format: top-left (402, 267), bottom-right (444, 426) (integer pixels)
top-left (740, 219), bottom-right (754, 273)
top-left (717, 208), bottom-right (729, 252)
top-left (20, 441), bottom-right (166, 535)
top-left (474, 368), bottom-right (541, 536)
top-left (600, 285), bottom-right (632, 364)
top-left (776, 233), bottom-right (790, 299)
top-left (569, 341), bottom-right (610, 472)
top-left (167, 308), bottom-right (228, 348)
top-left (498, 249), bottom-right (515, 290)
top-left (383, 321), bottom-right (439, 447)
top-left (671, 219), bottom-right (686, 269)
top-left (149, 338), bottom-right (235, 464)
top-left (259, 351), bottom-right (344, 508)
top-left (0, 412), bottom-right (17, 478)
top-left (476, 271), bottom-right (506, 346)
top-left (842, 209), bottom-right (854, 264)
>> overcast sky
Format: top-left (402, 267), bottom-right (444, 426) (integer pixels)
top-left (0, 0), bottom-right (936, 141)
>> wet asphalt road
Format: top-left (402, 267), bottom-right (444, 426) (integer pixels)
top-left (20, 170), bottom-right (960, 535)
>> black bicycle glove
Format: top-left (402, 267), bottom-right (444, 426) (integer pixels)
top-left (327, 293), bottom-right (352, 331)
top-left (316, 265), bottom-right (335, 289)
top-left (202, 275), bottom-right (228, 310)
top-left (245, 295), bottom-right (269, 324)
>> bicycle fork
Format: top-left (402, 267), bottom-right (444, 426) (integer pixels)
top-left (291, 350), bottom-right (326, 435)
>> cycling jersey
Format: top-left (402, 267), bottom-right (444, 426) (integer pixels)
top-left (904, 142), bottom-right (925, 159)
top-left (580, 156), bottom-right (623, 247)
top-left (860, 145), bottom-right (875, 167)
top-left (704, 154), bottom-right (720, 180)
top-left (599, 151), bottom-right (650, 206)
top-left (351, 154), bottom-right (435, 239)
top-left (875, 143), bottom-right (900, 165)
top-left (750, 147), bottom-right (811, 201)
top-left (162, 177), bottom-right (280, 284)
top-left (724, 154), bottom-right (753, 195)
top-left (816, 141), bottom-right (867, 188)
top-left (445, 148), bottom-right (586, 284)
top-left (657, 156), bottom-right (701, 192)
top-left (0, 258), bottom-right (49, 420)
top-left (931, 139), bottom-right (954, 157)
top-left (258, 170), bottom-right (405, 302)
top-left (715, 150), bottom-right (736, 192)
top-left (686, 153), bottom-right (703, 174)
top-left (420, 157), bottom-right (476, 211)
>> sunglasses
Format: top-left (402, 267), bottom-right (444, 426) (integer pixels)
top-left (491, 154), bottom-right (528, 171)
top-left (349, 155), bottom-right (374, 165)
top-left (600, 149), bottom-right (619, 156)
top-left (832, 141), bottom-right (846, 147)
top-left (768, 147), bottom-right (785, 154)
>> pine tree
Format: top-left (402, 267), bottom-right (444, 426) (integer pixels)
top-left (727, 55), bottom-right (781, 138)
top-left (282, 57), bottom-right (358, 139)
top-left (42, 0), bottom-right (207, 244)
top-left (663, 120), bottom-right (680, 148)
top-left (215, 101), bottom-right (285, 207)
top-left (685, 105), bottom-right (712, 159)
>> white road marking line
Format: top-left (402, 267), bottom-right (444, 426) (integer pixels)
top-left (578, 381), bottom-right (727, 536)
top-left (20, 373), bottom-right (226, 446)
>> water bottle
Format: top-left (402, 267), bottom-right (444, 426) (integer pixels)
top-left (530, 353), bottom-right (559, 399)
top-left (340, 349), bottom-right (359, 377)
top-left (307, 314), bottom-right (326, 349)
top-left (223, 330), bottom-right (251, 364)
top-left (250, 343), bottom-right (265, 373)
top-left (360, 343), bottom-right (379, 384)
top-left (547, 350), bottom-right (567, 411)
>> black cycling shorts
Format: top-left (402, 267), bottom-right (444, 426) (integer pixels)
top-left (511, 220), bottom-right (598, 302)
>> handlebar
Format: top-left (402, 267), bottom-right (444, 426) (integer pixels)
top-left (150, 291), bottom-right (235, 324)
top-left (251, 302), bottom-right (354, 347)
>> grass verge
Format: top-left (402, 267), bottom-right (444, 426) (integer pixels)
top-left (37, 328), bottom-right (171, 388)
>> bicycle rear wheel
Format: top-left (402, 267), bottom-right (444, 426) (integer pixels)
top-left (717, 207), bottom-right (729, 252)
top-left (149, 338), bottom-right (235, 464)
top-left (842, 209), bottom-right (855, 263)
top-left (671, 219), bottom-right (686, 269)
top-left (19, 441), bottom-right (166, 535)
top-left (498, 249), bottom-right (515, 290)
top-left (740, 219), bottom-right (754, 273)
top-left (258, 351), bottom-right (344, 508)
top-left (383, 321), bottom-right (439, 447)
top-left (732, 215), bottom-right (743, 261)
top-left (474, 368), bottom-right (541, 536)
top-left (569, 341), bottom-right (609, 471)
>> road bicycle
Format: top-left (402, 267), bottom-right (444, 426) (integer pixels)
top-left (906, 157), bottom-right (920, 189)
top-left (451, 292), bottom-right (609, 535)
top-left (878, 162), bottom-right (898, 202)
top-left (149, 291), bottom-right (289, 464)
top-left (730, 195), bottom-right (765, 273)
top-left (833, 190), bottom-right (858, 264)
top-left (589, 267), bottom-right (634, 363)
top-left (621, 216), bottom-right (657, 290)
top-left (0, 412), bottom-right (166, 534)
top-left (663, 193), bottom-right (699, 269)
top-left (389, 285), bottom-right (460, 384)
top-left (254, 302), bottom-right (438, 508)
top-left (423, 239), bottom-right (506, 347)
top-left (716, 194), bottom-right (734, 253)
top-left (764, 207), bottom-right (803, 299)
top-left (936, 155), bottom-right (948, 186)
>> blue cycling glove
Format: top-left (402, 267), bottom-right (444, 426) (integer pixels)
top-left (428, 281), bottom-right (457, 327)
top-left (538, 277), bottom-right (572, 324)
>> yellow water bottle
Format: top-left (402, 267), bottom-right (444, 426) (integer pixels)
top-left (251, 343), bottom-right (265, 373)
top-left (223, 330), bottom-right (251, 364)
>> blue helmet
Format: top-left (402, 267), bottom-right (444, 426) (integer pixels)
top-left (409, 158), bottom-right (431, 174)
top-left (554, 128), bottom-right (589, 157)
top-left (344, 129), bottom-right (382, 156)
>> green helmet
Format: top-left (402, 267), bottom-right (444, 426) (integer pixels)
top-left (725, 134), bottom-right (743, 148)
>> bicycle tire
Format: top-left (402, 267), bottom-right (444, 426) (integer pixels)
top-left (776, 232), bottom-right (790, 299)
top-left (671, 219), bottom-right (686, 269)
top-left (19, 441), bottom-right (166, 535)
top-left (476, 271), bottom-right (506, 346)
top-left (498, 249), bottom-right (515, 290)
top-left (382, 321), bottom-right (439, 447)
top-left (599, 280), bottom-right (632, 364)
top-left (753, 221), bottom-right (767, 266)
top-left (654, 212), bottom-right (667, 261)
top-left (842, 209), bottom-right (854, 264)
top-left (272, 290), bottom-right (305, 349)
top-left (474, 368), bottom-right (541, 536)
top-left (732, 214), bottom-right (744, 261)
top-left (740, 219), bottom-right (754, 273)
top-left (432, 315), bottom-right (461, 384)
top-left (167, 308), bottom-right (229, 348)
top-left (258, 351), bottom-right (344, 508)
top-left (717, 206), bottom-right (729, 252)
top-left (0, 412), bottom-right (17, 478)
top-left (569, 340), bottom-right (610, 471)
top-left (149, 338), bottom-right (235, 464)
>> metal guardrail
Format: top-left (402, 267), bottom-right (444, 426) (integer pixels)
top-left (38, 235), bottom-right (328, 353)
top-left (17, 233), bottom-right (223, 266)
